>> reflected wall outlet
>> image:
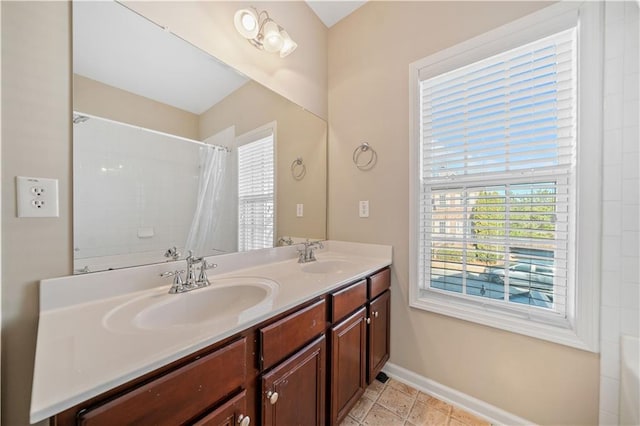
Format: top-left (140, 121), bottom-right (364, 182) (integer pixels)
top-left (16, 176), bottom-right (59, 218)
top-left (359, 200), bottom-right (369, 218)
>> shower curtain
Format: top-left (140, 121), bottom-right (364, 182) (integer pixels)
top-left (184, 145), bottom-right (228, 257)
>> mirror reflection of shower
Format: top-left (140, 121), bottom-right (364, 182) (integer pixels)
top-left (72, 113), bottom-right (247, 273)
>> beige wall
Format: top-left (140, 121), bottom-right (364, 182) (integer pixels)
top-left (1, 2), bottom-right (72, 426)
top-left (0, 2), bottom-right (326, 425)
top-left (327, 2), bottom-right (600, 425)
top-left (200, 80), bottom-right (327, 241)
top-left (125, 1), bottom-right (328, 120)
top-left (74, 74), bottom-right (199, 140)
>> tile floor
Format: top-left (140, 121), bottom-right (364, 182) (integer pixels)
top-left (341, 377), bottom-right (492, 426)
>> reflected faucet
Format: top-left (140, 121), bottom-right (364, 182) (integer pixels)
top-left (297, 240), bottom-right (324, 263)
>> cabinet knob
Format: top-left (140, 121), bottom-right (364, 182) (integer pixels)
top-left (237, 414), bottom-right (251, 426)
top-left (366, 318), bottom-right (371, 325)
top-left (373, 311), bottom-right (379, 318)
top-left (266, 391), bottom-right (279, 405)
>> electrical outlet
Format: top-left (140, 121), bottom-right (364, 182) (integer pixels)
top-left (359, 200), bottom-right (369, 218)
top-left (296, 204), bottom-right (304, 217)
top-left (16, 176), bottom-right (59, 218)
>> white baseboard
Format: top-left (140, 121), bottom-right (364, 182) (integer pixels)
top-left (383, 362), bottom-right (535, 426)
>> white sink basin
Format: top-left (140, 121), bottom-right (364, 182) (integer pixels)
top-left (104, 277), bottom-right (278, 332)
top-left (301, 259), bottom-right (355, 274)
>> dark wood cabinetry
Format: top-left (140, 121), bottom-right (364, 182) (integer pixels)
top-left (192, 390), bottom-right (249, 426)
top-left (330, 307), bottom-right (367, 424)
top-left (261, 336), bottom-right (326, 426)
top-left (54, 267), bottom-right (390, 426)
top-left (75, 338), bottom-right (247, 426)
top-left (327, 268), bottom-right (391, 425)
top-left (368, 290), bottom-right (390, 382)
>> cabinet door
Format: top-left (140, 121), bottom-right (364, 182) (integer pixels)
top-left (193, 390), bottom-right (249, 426)
top-left (368, 290), bottom-right (390, 383)
top-left (330, 307), bottom-right (367, 425)
top-left (261, 335), bottom-right (326, 426)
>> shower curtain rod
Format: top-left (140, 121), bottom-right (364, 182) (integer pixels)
top-left (72, 112), bottom-right (232, 152)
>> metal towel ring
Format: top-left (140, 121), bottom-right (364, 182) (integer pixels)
top-left (352, 142), bottom-right (377, 170)
top-left (291, 157), bottom-right (306, 180)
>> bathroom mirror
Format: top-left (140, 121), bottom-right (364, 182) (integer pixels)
top-left (72, 1), bottom-right (327, 273)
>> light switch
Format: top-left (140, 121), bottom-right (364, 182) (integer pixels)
top-left (296, 203), bottom-right (304, 217)
top-left (16, 176), bottom-right (59, 218)
top-left (359, 200), bottom-right (369, 218)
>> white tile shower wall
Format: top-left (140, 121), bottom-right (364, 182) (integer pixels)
top-left (73, 117), bottom-right (237, 270)
top-left (600, 2), bottom-right (639, 424)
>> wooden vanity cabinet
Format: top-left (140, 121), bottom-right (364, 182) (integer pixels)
top-left (72, 338), bottom-right (248, 426)
top-left (53, 268), bottom-right (391, 426)
top-left (328, 268), bottom-right (391, 425)
top-left (367, 268), bottom-right (391, 384)
top-left (192, 390), bottom-right (248, 426)
top-left (258, 299), bottom-right (327, 426)
top-left (329, 307), bottom-right (367, 424)
top-left (261, 336), bottom-right (326, 426)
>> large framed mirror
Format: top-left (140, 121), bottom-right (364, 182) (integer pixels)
top-left (72, 1), bottom-right (327, 273)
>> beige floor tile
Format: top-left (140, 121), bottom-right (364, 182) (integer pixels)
top-left (450, 407), bottom-right (491, 426)
top-left (362, 403), bottom-right (406, 426)
top-left (339, 415), bottom-right (361, 426)
top-left (406, 400), bottom-right (450, 426)
top-left (349, 395), bottom-right (375, 422)
top-left (377, 385), bottom-right (417, 419)
top-left (364, 379), bottom-right (386, 401)
top-left (416, 391), bottom-right (431, 404)
top-left (448, 418), bottom-right (466, 426)
top-left (421, 394), bottom-right (453, 415)
top-left (388, 379), bottom-right (419, 398)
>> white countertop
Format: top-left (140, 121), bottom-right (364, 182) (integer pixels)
top-left (30, 241), bottom-right (392, 423)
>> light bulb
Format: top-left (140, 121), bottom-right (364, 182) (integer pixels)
top-left (279, 30), bottom-right (297, 57)
top-left (262, 20), bottom-right (284, 53)
top-left (234, 8), bottom-right (259, 39)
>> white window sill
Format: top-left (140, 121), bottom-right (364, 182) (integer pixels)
top-left (410, 289), bottom-right (594, 352)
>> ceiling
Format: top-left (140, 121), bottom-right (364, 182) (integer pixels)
top-left (306, 1), bottom-right (367, 28)
top-left (73, 1), bottom-right (248, 115)
top-left (73, 1), bottom-right (366, 115)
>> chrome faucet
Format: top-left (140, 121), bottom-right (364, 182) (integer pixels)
top-left (161, 250), bottom-right (217, 294)
top-left (164, 246), bottom-right (181, 261)
top-left (297, 240), bottom-right (324, 263)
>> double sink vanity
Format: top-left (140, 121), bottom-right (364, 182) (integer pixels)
top-left (31, 241), bottom-right (392, 425)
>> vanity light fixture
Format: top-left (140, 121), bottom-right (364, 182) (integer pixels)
top-left (234, 7), bottom-right (297, 58)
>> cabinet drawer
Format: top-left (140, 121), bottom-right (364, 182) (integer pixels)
top-left (77, 338), bottom-right (247, 426)
top-left (260, 299), bottom-right (326, 370)
top-left (330, 279), bottom-right (366, 322)
top-left (368, 268), bottom-right (390, 300)
top-left (193, 390), bottom-right (247, 426)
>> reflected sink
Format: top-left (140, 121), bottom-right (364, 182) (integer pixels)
top-left (300, 259), bottom-right (355, 274)
top-left (104, 277), bottom-right (278, 332)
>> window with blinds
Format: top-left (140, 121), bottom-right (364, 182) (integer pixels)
top-left (238, 134), bottom-right (274, 252)
top-left (417, 28), bottom-right (577, 319)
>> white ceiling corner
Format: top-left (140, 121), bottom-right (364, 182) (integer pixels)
top-left (305, 1), bottom-right (367, 28)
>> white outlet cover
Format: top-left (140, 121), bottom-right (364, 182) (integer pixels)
top-left (16, 176), bottom-right (60, 218)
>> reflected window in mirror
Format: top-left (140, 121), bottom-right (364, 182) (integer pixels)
top-left (238, 127), bottom-right (275, 251)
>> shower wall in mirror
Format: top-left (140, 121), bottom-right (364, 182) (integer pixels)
top-left (73, 1), bottom-right (327, 273)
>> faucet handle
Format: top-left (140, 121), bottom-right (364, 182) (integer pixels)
top-left (198, 260), bottom-right (217, 286)
top-left (202, 260), bottom-right (218, 270)
top-left (161, 270), bottom-right (186, 294)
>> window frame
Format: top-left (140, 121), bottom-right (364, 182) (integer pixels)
top-left (236, 122), bottom-right (278, 252)
top-left (409, 1), bottom-right (603, 352)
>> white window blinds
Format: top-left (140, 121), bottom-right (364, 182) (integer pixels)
top-left (238, 134), bottom-right (274, 251)
top-left (418, 28), bottom-right (577, 319)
